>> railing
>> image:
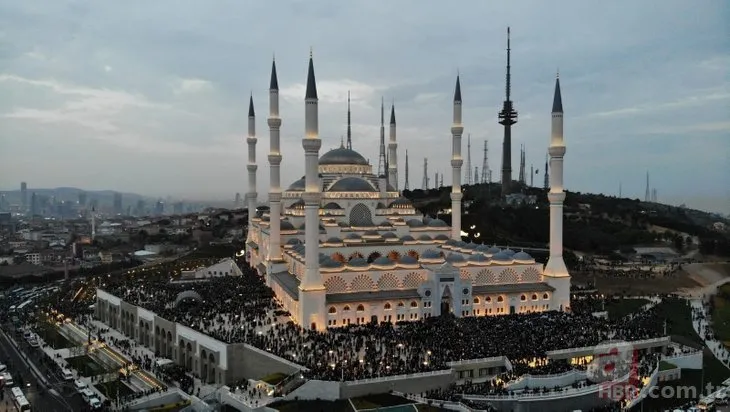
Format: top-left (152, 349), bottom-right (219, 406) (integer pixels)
top-left (447, 356), bottom-right (507, 367)
top-left (504, 369), bottom-right (587, 390)
top-left (546, 336), bottom-right (671, 357)
top-left (344, 369), bottom-right (452, 385)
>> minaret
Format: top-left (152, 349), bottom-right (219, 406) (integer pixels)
top-left (530, 164), bottom-right (534, 187)
top-left (91, 206), bottom-right (96, 240)
top-left (404, 150), bottom-right (410, 191)
top-left (465, 134), bottom-right (472, 185)
top-left (422, 158), bottom-right (428, 190)
top-left (267, 57), bottom-right (283, 263)
top-left (450, 75), bottom-right (464, 240)
top-left (377, 98), bottom-right (386, 178)
top-left (499, 27), bottom-right (518, 197)
top-left (346, 91), bottom-right (352, 150)
top-left (543, 153), bottom-right (549, 190)
top-left (246, 94), bottom-right (258, 243)
top-left (645, 172), bottom-right (650, 202)
top-left (299, 51), bottom-right (326, 330)
top-left (388, 103), bottom-right (398, 190)
top-left (544, 73), bottom-right (570, 311)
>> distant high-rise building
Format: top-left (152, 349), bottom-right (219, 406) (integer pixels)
top-left (89, 198), bottom-right (99, 211)
top-left (113, 192), bottom-right (122, 214)
top-left (155, 200), bottom-right (165, 215)
top-left (135, 199), bottom-right (146, 216)
top-left (20, 182), bottom-right (27, 212)
top-left (78, 191), bottom-right (87, 208)
top-left (234, 192), bottom-right (242, 208)
top-left (173, 202), bottom-right (184, 214)
top-left (30, 192), bottom-right (38, 216)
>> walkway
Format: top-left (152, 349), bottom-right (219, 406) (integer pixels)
top-left (690, 298), bottom-right (730, 370)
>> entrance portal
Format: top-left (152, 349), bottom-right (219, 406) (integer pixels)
top-left (371, 315), bottom-right (378, 324)
top-left (440, 301), bottom-right (450, 315)
top-left (509, 305), bottom-right (516, 315)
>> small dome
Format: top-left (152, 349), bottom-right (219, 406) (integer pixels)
top-left (463, 242), bottom-right (478, 250)
top-left (398, 255), bottom-right (418, 265)
top-left (428, 219), bottom-right (448, 227)
top-left (502, 248), bottom-right (516, 256)
top-left (328, 177), bottom-right (377, 192)
top-left (400, 235), bottom-right (415, 241)
top-left (421, 249), bottom-right (442, 260)
top-left (287, 176), bottom-right (305, 191)
top-left (423, 216), bottom-right (433, 225)
top-left (445, 253), bottom-right (466, 263)
top-left (418, 234), bottom-right (432, 241)
top-left (373, 256), bottom-right (392, 266)
top-left (321, 259), bottom-right (343, 268)
top-left (376, 202), bottom-right (388, 210)
top-left (513, 251), bottom-right (535, 263)
top-left (434, 234), bottom-right (450, 241)
top-left (338, 222), bottom-right (350, 227)
top-left (323, 202), bottom-right (342, 210)
top-left (390, 197), bottom-right (413, 208)
top-left (378, 221), bottom-right (393, 227)
top-left (286, 238), bottom-right (301, 245)
top-left (325, 237), bottom-right (342, 244)
top-left (455, 241), bottom-right (468, 248)
top-left (293, 245), bottom-right (305, 254)
top-left (486, 246), bottom-right (502, 255)
top-left (475, 244), bottom-right (491, 252)
top-left (468, 254), bottom-right (489, 263)
top-left (348, 258), bottom-right (368, 267)
top-left (382, 232), bottom-right (397, 239)
top-left (491, 252), bottom-right (513, 263)
top-left (445, 239), bottom-right (459, 246)
top-left (319, 147), bottom-right (369, 166)
top-left (280, 221), bottom-right (295, 230)
top-left (290, 199), bottom-right (305, 210)
top-left (345, 233), bottom-right (361, 239)
top-left (407, 219), bottom-right (424, 227)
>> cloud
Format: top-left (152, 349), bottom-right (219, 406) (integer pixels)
top-left (587, 88), bottom-right (730, 118)
top-left (279, 79), bottom-right (381, 105)
top-left (175, 78), bottom-right (213, 95)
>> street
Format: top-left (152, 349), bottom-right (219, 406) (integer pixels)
top-left (0, 326), bottom-right (87, 412)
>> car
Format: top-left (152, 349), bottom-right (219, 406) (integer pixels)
top-left (73, 379), bottom-right (88, 391)
top-left (0, 363), bottom-right (7, 372)
top-left (88, 397), bottom-right (103, 410)
top-left (80, 388), bottom-right (96, 402)
top-left (61, 369), bottom-right (74, 381)
top-left (1, 372), bottom-right (14, 386)
top-left (28, 338), bottom-right (39, 348)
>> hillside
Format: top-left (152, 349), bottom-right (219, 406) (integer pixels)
top-left (403, 182), bottom-right (730, 257)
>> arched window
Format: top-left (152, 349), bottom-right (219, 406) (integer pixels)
top-left (543, 293), bottom-right (550, 300)
top-left (410, 301), bottom-right (418, 308)
top-left (384, 302), bottom-right (392, 310)
top-left (356, 304), bottom-right (365, 312)
top-left (397, 302), bottom-right (405, 308)
top-left (497, 296), bottom-right (504, 303)
top-left (473, 297), bottom-right (480, 304)
top-left (531, 294), bottom-right (538, 301)
top-left (520, 294), bottom-right (527, 301)
top-left (485, 296), bottom-right (492, 303)
top-left (343, 305), bottom-right (351, 311)
top-left (328, 306), bottom-right (337, 314)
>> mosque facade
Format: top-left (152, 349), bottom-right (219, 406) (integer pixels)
top-left (246, 54), bottom-right (571, 331)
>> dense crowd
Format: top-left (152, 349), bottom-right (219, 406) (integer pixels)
top-left (573, 256), bottom-right (683, 280)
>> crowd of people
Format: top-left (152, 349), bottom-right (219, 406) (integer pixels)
top-left (573, 255), bottom-right (683, 280)
top-left (23, 256), bottom-right (672, 384)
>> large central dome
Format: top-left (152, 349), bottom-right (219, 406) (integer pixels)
top-left (319, 147), bottom-right (368, 166)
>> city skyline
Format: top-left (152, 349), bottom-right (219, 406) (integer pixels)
top-left (0, 1), bottom-right (728, 214)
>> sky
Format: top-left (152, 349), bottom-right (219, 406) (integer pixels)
top-left (0, 1), bottom-right (728, 214)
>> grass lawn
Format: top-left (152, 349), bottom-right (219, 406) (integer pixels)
top-left (269, 399), bottom-right (354, 412)
top-left (95, 380), bottom-right (135, 400)
top-left (659, 360), bottom-right (678, 371)
top-left (66, 354), bottom-right (109, 377)
top-left (350, 393), bottom-right (414, 410)
top-left (35, 323), bottom-right (74, 349)
top-left (605, 298), bottom-right (650, 320)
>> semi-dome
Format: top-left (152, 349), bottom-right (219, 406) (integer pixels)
top-left (421, 249), bottom-right (442, 260)
top-left (468, 254), bottom-right (489, 263)
top-left (290, 199), bottom-right (305, 210)
top-left (287, 176), bottom-right (305, 191)
top-left (434, 234), bottom-right (450, 241)
top-left (319, 147), bottom-right (369, 166)
top-left (376, 202), bottom-right (388, 209)
top-left (428, 219), bottom-right (448, 227)
top-left (491, 251), bottom-right (513, 263)
top-left (382, 232), bottom-right (397, 239)
top-left (486, 246), bottom-right (502, 255)
top-left (502, 248), bottom-right (516, 256)
top-left (417, 234), bottom-right (432, 241)
top-left (400, 235), bottom-right (415, 241)
top-left (323, 202), bottom-right (342, 210)
top-left (348, 258), bottom-right (369, 267)
top-left (328, 177), bottom-right (377, 192)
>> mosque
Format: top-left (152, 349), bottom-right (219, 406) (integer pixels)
top-left (245, 53), bottom-right (571, 331)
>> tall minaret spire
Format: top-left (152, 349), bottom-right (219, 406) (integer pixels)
top-left (450, 74), bottom-right (464, 240)
top-left (544, 72), bottom-right (570, 312)
top-left (465, 134), bottom-right (472, 185)
top-left (267, 57), bottom-right (283, 263)
top-left (346, 91), bottom-right (352, 150)
top-left (499, 27), bottom-right (518, 197)
top-left (300, 51), bottom-right (326, 330)
top-left (543, 152), bottom-right (549, 190)
top-left (377, 97), bottom-right (386, 178)
top-left (404, 150), bottom-right (410, 191)
top-left (388, 102), bottom-right (398, 190)
top-left (246, 94), bottom-right (258, 244)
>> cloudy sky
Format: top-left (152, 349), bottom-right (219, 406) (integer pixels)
top-left (1, 0), bottom-right (728, 213)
